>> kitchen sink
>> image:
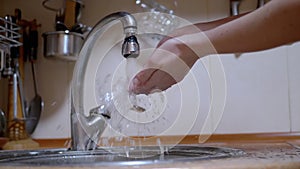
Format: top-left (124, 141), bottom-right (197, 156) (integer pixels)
top-left (0, 145), bottom-right (245, 166)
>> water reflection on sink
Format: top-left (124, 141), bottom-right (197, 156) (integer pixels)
top-left (0, 145), bottom-right (245, 166)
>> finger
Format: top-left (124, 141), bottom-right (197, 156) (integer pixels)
top-left (129, 68), bottom-right (156, 94)
top-left (130, 68), bottom-right (176, 95)
top-left (147, 69), bottom-right (176, 94)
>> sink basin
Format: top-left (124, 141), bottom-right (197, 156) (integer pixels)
top-left (0, 145), bottom-right (245, 166)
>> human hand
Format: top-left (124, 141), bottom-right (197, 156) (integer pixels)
top-left (129, 36), bottom-right (199, 94)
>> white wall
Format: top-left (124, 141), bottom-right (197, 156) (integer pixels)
top-left (1, 0), bottom-right (299, 139)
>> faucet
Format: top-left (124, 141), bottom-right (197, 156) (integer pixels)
top-left (71, 12), bottom-right (139, 151)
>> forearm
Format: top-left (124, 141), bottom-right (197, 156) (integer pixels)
top-left (158, 13), bottom-right (248, 47)
top-left (204, 0), bottom-right (300, 54)
top-left (194, 12), bottom-right (249, 32)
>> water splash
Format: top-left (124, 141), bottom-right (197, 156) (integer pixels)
top-left (86, 36), bottom-right (173, 157)
top-left (136, 0), bottom-right (179, 35)
top-left (125, 58), bottom-right (146, 112)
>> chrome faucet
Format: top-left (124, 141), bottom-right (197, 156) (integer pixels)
top-left (71, 12), bottom-right (139, 151)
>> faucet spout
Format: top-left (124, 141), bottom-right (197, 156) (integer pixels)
top-left (71, 12), bottom-right (139, 151)
top-left (87, 12), bottom-right (140, 58)
top-left (122, 35), bottom-right (139, 58)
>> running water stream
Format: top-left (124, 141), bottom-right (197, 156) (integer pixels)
top-left (125, 58), bottom-right (146, 113)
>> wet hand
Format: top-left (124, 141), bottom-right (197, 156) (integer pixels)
top-left (129, 37), bottom-right (199, 95)
top-left (129, 68), bottom-right (177, 95)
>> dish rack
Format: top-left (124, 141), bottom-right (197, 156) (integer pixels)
top-left (0, 15), bottom-right (28, 141)
top-left (0, 16), bottom-right (22, 47)
top-left (0, 16), bottom-right (22, 75)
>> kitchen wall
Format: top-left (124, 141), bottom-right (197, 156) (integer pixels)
top-left (0, 0), bottom-right (299, 139)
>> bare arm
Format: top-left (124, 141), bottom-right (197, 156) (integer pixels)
top-left (158, 12), bottom-right (249, 47)
top-left (203, 0), bottom-right (300, 54)
top-left (130, 0), bottom-right (300, 94)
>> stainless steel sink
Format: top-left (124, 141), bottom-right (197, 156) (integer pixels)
top-left (0, 145), bottom-right (245, 166)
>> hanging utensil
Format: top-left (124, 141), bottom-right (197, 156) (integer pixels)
top-left (64, 0), bottom-right (76, 29)
top-left (0, 109), bottom-right (6, 137)
top-left (55, 21), bottom-right (68, 31)
top-left (75, 0), bottom-right (84, 24)
top-left (42, 0), bottom-right (66, 30)
top-left (26, 62), bottom-right (43, 134)
top-left (26, 22), bottom-right (43, 134)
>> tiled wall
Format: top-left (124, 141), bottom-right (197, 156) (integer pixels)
top-left (1, 0), bottom-right (299, 139)
top-left (288, 42), bottom-right (300, 132)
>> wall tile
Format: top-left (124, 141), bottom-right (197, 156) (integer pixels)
top-left (287, 42), bottom-right (300, 132)
top-left (213, 47), bottom-right (290, 133)
top-left (172, 0), bottom-right (208, 23)
top-left (207, 0), bottom-right (230, 20)
top-left (189, 58), bottom-right (212, 135)
top-left (204, 0), bottom-right (290, 134)
top-left (31, 58), bottom-right (71, 138)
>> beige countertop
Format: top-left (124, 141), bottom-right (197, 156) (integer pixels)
top-left (0, 142), bottom-right (299, 169)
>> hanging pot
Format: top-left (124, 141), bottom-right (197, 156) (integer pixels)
top-left (42, 31), bottom-right (83, 61)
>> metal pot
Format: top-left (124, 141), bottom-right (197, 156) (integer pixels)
top-left (42, 31), bottom-right (84, 61)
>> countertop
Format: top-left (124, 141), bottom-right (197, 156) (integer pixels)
top-left (0, 142), bottom-right (300, 169)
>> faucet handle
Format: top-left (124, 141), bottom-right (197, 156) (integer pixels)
top-left (122, 35), bottom-right (140, 58)
top-left (89, 105), bottom-right (111, 119)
